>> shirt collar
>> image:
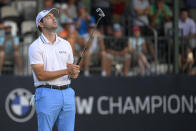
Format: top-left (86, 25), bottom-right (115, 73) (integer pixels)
top-left (40, 33), bottom-right (61, 44)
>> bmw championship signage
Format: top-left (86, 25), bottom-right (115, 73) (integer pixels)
top-left (5, 88), bottom-right (35, 123)
top-left (0, 76), bottom-right (196, 131)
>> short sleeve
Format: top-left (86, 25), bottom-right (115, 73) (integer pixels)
top-left (140, 38), bottom-right (145, 45)
top-left (0, 36), bottom-right (5, 46)
top-left (13, 36), bottom-right (19, 45)
top-left (190, 20), bottom-right (196, 34)
top-left (129, 37), bottom-right (136, 49)
top-left (28, 44), bottom-right (44, 65)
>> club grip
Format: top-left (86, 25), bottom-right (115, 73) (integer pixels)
top-left (69, 56), bottom-right (81, 80)
top-left (76, 56), bottom-right (82, 65)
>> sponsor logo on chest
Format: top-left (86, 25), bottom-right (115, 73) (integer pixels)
top-left (59, 50), bottom-right (67, 54)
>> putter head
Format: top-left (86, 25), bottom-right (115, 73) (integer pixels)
top-left (96, 8), bottom-right (105, 17)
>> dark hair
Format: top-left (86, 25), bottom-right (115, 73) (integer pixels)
top-left (38, 19), bottom-right (43, 32)
top-left (180, 8), bottom-right (189, 13)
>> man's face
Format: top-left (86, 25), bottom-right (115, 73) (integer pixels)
top-left (41, 12), bottom-right (57, 30)
top-left (4, 26), bottom-right (11, 35)
top-left (181, 11), bottom-right (188, 21)
top-left (78, 7), bottom-right (86, 16)
top-left (134, 30), bottom-right (141, 37)
top-left (114, 30), bottom-right (122, 37)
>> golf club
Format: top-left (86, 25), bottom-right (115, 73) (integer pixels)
top-left (76, 8), bottom-right (105, 65)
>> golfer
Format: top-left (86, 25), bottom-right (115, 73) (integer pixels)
top-left (28, 8), bottom-right (80, 131)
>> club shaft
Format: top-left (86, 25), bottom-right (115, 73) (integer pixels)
top-left (76, 16), bottom-right (103, 65)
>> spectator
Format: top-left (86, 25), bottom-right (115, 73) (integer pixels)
top-left (0, 0), bottom-right (11, 8)
top-left (105, 24), bottom-right (131, 76)
top-left (82, 23), bottom-right (106, 76)
top-left (91, 0), bottom-right (113, 35)
top-left (179, 8), bottom-right (196, 37)
top-left (178, 8), bottom-right (196, 73)
top-left (150, 0), bottom-right (172, 35)
top-left (59, 18), bottom-right (73, 39)
top-left (75, 3), bottom-right (95, 37)
top-left (43, 0), bottom-right (54, 9)
top-left (131, 0), bottom-right (150, 35)
top-left (179, 47), bottom-right (194, 74)
top-left (74, 2), bottom-right (96, 59)
top-left (111, 0), bottom-right (128, 24)
top-left (67, 0), bottom-right (77, 19)
top-left (59, 0), bottom-right (77, 23)
top-left (128, 26), bottom-right (150, 76)
top-left (0, 21), bottom-right (22, 75)
top-left (59, 4), bottom-right (69, 24)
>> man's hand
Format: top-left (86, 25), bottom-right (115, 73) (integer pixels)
top-left (67, 64), bottom-right (80, 79)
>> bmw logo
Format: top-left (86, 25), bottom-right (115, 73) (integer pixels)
top-left (5, 88), bottom-right (35, 123)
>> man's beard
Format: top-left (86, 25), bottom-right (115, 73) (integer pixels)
top-left (43, 25), bottom-right (57, 33)
top-left (47, 27), bottom-right (57, 32)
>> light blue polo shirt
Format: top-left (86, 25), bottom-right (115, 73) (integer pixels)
top-left (129, 37), bottom-right (145, 53)
top-left (0, 35), bottom-right (19, 54)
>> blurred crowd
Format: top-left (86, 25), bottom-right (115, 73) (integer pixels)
top-left (1, 0), bottom-right (196, 76)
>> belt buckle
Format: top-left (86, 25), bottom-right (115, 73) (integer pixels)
top-left (58, 86), bottom-right (61, 90)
